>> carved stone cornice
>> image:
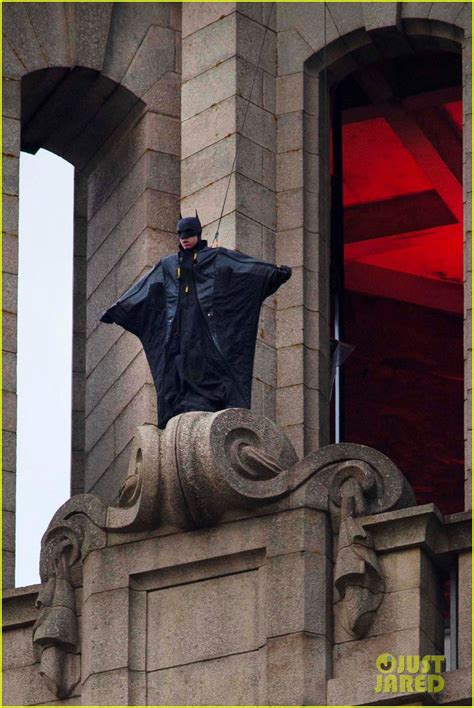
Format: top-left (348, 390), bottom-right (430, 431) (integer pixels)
top-left (34, 408), bottom-right (416, 697)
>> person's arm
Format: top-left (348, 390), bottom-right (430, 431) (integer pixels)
top-left (100, 261), bottom-right (164, 336)
top-left (263, 264), bottom-right (292, 299)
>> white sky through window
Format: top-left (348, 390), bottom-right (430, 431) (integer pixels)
top-left (16, 149), bottom-right (74, 587)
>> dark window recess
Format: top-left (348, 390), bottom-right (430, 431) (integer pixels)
top-left (331, 52), bottom-right (464, 514)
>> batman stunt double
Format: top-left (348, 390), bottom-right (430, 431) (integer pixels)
top-left (101, 214), bottom-right (292, 429)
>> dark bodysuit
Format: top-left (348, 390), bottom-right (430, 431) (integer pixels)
top-left (101, 240), bottom-right (291, 429)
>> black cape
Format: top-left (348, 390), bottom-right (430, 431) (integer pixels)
top-left (101, 241), bottom-right (290, 429)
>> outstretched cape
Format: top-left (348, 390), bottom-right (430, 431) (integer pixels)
top-left (101, 243), bottom-right (290, 429)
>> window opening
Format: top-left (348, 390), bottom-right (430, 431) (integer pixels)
top-left (330, 53), bottom-right (464, 514)
top-left (16, 148), bottom-right (74, 586)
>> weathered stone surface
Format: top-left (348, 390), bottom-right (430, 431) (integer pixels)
top-left (3, 272), bottom-right (17, 314)
top-left (102, 3), bottom-right (171, 83)
top-left (86, 318), bottom-right (121, 377)
top-left (85, 425), bottom-right (115, 492)
top-left (2, 79), bottom-right (20, 120)
top-left (25, 3), bottom-right (70, 68)
top-left (72, 3), bottom-right (113, 72)
top-left (2, 663), bottom-right (59, 706)
top-left (363, 3), bottom-right (400, 32)
top-left (85, 354), bottom-right (153, 451)
top-left (183, 12), bottom-right (236, 82)
top-left (142, 71), bottom-right (180, 117)
top-left (277, 29), bottom-right (314, 76)
top-left (182, 3), bottom-right (235, 38)
top-left (276, 384), bottom-right (304, 427)
top-left (147, 569), bottom-right (264, 670)
top-left (2, 40), bottom-right (26, 81)
top-left (3, 350), bottom-right (16, 393)
top-left (3, 469), bottom-right (16, 513)
top-left (400, 3), bottom-right (433, 20)
top-left (276, 73), bottom-right (304, 116)
top-left (2, 3), bottom-right (47, 73)
top-left (82, 587), bottom-right (129, 679)
top-left (276, 305), bottom-right (303, 347)
top-left (236, 14), bottom-right (276, 75)
top-left (3, 625), bottom-right (36, 670)
top-left (277, 110), bottom-right (303, 153)
top-left (2, 430), bottom-right (16, 472)
top-left (182, 95), bottom-right (236, 158)
top-left (267, 632), bottom-right (330, 706)
top-left (266, 551), bottom-right (331, 637)
top-left (114, 384), bottom-right (157, 458)
top-left (277, 189), bottom-right (303, 232)
top-left (2, 391), bottom-right (17, 433)
top-left (147, 648), bottom-right (265, 705)
top-left (2, 510), bottom-right (15, 552)
top-left (82, 668), bottom-right (129, 706)
top-left (278, 345), bottom-right (304, 388)
top-left (458, 550), bottom-right (472, 667)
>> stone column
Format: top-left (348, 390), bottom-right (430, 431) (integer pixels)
top-left (180, 2), bottom-right (278, 422)
top-left (2, 73), bottom-right (21, 588)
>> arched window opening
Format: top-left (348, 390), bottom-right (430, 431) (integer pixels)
top-left (330, 52), bottom-right (464, 515)
top-left (16, 148), bottom-right (74, 586)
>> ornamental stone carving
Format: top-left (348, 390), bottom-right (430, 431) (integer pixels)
top-left (34, 408), bottom-right (415, 697)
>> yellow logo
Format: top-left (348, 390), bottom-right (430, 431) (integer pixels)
top-left (375, 654), bottom-right (445, 694)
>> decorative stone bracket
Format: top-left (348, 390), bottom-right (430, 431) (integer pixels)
top-left (34, 408), bottom-right (415, 697)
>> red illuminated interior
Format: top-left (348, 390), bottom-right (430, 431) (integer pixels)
top-left (334, 54), bottom-right (464, 514)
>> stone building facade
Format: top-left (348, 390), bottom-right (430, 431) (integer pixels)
top-left (2, 2), bottom-right (472, 705)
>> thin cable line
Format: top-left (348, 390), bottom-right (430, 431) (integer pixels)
top-left (213, 2), bottom-right (276, 244)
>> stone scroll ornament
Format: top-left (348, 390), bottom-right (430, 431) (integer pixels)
top-left (35, 408), bottom-right (415, 697)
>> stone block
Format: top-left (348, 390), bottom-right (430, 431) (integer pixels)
top-left (3, 351), bottom-right (16, 393)
top-left (3, 430), bottom-right (16, 472)
top-left (142, 71), bottom-right (180, 118)
top-left (23, 3), bottom-right (70, 68)
top-left (82, 667), bottom-right (129, 706)
top-left (236, 172), bottom-right (275, 230)
top-left (276, 305), bottom-right (303, 348)
top-left (82, 587), bottom-right (129, 679)
top-left (86, 328), bottom-right (141, 413)
top-left (182, 134), bottom-right (263, 198)
top-left (237, 14), bottom-right (276, 75)
top-left (282, 422), bottom-right (304, 459)
top-left (277, 264), bottom-right (303, 310)
top-left (2, 391), bottom-right (17, 433)
top-left (238, 97), bottom-right (276, 152)
top-left (147, 649), bottom-right (266, 706)
top-left (86, 266), bottom-right (116, 339)
top-left (333, 627), bottom-right (438, 679)
top-left (3, 154), bottom-right (18, 196)
top-left (3, 312), bottom-right (17, 353)
top-left (85, 353), bottom-right (152, 451)
top-left (72, 3), bottom-right (113, 71)
top-left (2, 233), bottom-right (18, 276)
top-left (304, 347), bottom-right (330, 399)
top-left (275, 228), bottom-right (304, 267)
top-left (181, 174), bottom-right (236, 227)
top-left (2, 469), bottom-right (16, 513)
top-left (2, 509), bottom-right (15, 552)
top-left (87, 193), bottom-right (148, 294)
top-left (2, 194), bottom-right (18, 236)
top-left (277, 149), bottom-right (303, 193)
top-left (86, 316), bottom-right (122, 376)
top-left (85, 424), bottom-right (115, 491)
top-left (2, 39), bottom-right (25, 81)
top-left (267, 632), bottom-right (329, 706)
top-left (2, 3), bottom-right (46, 73)
top-left (277, 189), bottom-right (304, 232)
top-left (102, 3), bottom-right (171, 82)
top-left (262, 148), bottom-right (276, 191)
top-left (253, 340), bottom-right (276, 386)
top-left (3, 272), bottom-right (17, 314)
top-left (182, 95), bottom-right (236, 159)
top-left (259, 301), bottom-right (277, 345)
top-left (128, 590), bottom-right (147, 671)
top-left (146, 189), bottom-right (179, 233)
top-left (2, 78), bottom-right (21, 119)
top-left (276, 73), bottom-right (304, 116)
top-left (457, 550), bottom-right (471, 667)
top-left (277, 29), bottom-right (313, 77)
top-left (277, 344), bottom-right (304, 388)
top-left (363, 3), bottom-right (400, 32)
top-left (182, 57), bottom-right (236, 122)
top-left (2, 551), bottom-right (15, 588)
top-left (400, 3), bottom-right (432, 20)
top-left (146, 113), bottom-right (180, 157)
top-left (2, 663), bottom-right (59, 706)
top-left (147, 569), bottom-right (265, 670)
top-left (114, 384), bottom-right (157, 457)
top-left (266, 551), bottom-right (331, 637)
top-left (276, 383), bottom-right (304, 427)
top-left (327, 3), bottom-right (364, 35)
top-left (277, 111), bottom-right (303, 154)
top-left (182, 2), bottom-right (235, 39)
top-left (3, 625), bottom-right (35, 670)
top-left (182, 12), bottom-right (236, 82)
top-left (262, 381), bottom-right (276, 420)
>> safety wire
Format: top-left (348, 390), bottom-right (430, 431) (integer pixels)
top-left (212, 2), bottom-right (276, 245)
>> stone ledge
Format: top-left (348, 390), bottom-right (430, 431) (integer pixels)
top-left (2, 584), bottom-right (41, 629)
top-left (360, 504), bottom-right (472, 555)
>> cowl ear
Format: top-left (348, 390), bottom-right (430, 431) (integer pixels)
top-left (179, 211), bottom-right (183, 219)
top-left (195, 209), bottom-right (199, 219)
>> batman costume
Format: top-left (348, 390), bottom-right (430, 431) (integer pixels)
top-left (101, 215), bottom-right (291, 429)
